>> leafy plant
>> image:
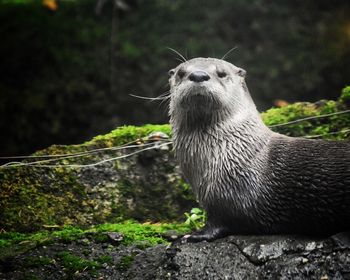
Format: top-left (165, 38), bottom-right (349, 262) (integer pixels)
top-left (184, 208), bottom-right (206, 230)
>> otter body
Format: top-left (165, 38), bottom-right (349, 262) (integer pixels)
top-left (168, 58), bottom-right (350, 241)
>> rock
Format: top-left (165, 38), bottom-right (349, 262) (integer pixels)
top-left (1, 234), bottom-right (349, 279)
top-left (0, 126), bottom-right (196, 232)
top-left (106, 232), bottom-right (124, 245)
top-left (127, 235), bottom-right (350, 280)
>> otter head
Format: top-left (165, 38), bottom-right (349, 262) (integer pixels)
top-left (168, 58), bottom-right (257, 129)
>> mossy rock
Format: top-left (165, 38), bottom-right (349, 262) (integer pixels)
top-left (0, 124), bottom-right (195, 232)
top-left (262, 86), bottom-right (350, 139)
top-left (0, 89), bottom-right (349, 232)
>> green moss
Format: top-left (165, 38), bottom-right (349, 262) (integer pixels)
top-left (0, 166), bottom-right (87, 232)
top-left (96, 255), bottom-right (113, 264)
top-left (261, 90), bottom-right (350, 140)
top-left (0, 221), bottom-right (191, 253)
top-left (117, 254), bottom-right (136, 271)
top-left (339, 86), bottom-right (350, 106)
top-left (57, 251), bottom-right (101, 274)
top-left (51, 225), bottom-right (85, 243)
top-left (24, 256), bottom-right (54, 267)
top-left (114, 175), bottom-right (196, 224)
top-left (0, 221), bottom-right (190, 275)
top-left (89, 220), bottom-right (190, 247)
top-left (0, 123), bottom-right (177, 232)
top-left (87, 124), bottom-right (171, 147)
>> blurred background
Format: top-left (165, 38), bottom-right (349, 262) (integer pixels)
top-left (0, 0), bottom-right (349, 157)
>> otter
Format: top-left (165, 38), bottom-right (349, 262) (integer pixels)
top-left (168, 57), bottom-right (350, 242)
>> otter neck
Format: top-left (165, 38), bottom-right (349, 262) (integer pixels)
top-left (171, 113), bottom-right (272, 209)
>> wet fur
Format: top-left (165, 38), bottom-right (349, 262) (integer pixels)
top-left (169, 58), bottom-right (350, 238)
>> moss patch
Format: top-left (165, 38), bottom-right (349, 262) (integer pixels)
top-left (87, 124), bottom-right (171, 147)
top-left (0, 167), bottom-right (87, 232)
top-left (262, 87), bottom-right (350, 139)
top-left (117, 254), bottom-right (136, 271)
top-left (0, 221), bottom-right (190, 257)
top-left (0, 124), bottom-right (193, 232)
top-left (24, 256), bottom-right (55, 268)
top-left (57, 251), bottom-right (101, 275)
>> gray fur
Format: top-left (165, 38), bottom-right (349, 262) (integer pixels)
top-left (169, 57), bottom-right (350, 235)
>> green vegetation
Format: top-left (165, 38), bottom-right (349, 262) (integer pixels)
top-left (96, 255), bottom-right (113, 264)
top-left (262, 86), bottom-right (350, 140)
top-left (0, 122), bottom-right (196, 232)
top-left (0, 166), bottom-right (89, 232)
top-left (88, 124), bottom-right (171, 147)
top-left (0, 221), bottom-right (191, 266)
top-left (0, 221), bottom-right (190, 250)
top-left (184, 208), bottom-right (206, 230)
top-left (117, 254), bottom-right (136, 271)
top-left (339, 86), bottom-right (350, 105)
top-left (24, 256), bottom-right (55, 268)
top-left (57, 251), bottom-right (101, 275)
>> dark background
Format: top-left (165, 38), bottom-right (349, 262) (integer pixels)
top-left (0, 0), bottom-right (349, 157)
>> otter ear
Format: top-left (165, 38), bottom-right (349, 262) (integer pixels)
top-left (237, 68), bottom-right (246, 77)
top-left (168, 69), bottom-right (175, 77)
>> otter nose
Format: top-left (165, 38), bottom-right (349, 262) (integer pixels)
top-left (189, 71), bottom-right (210, 82)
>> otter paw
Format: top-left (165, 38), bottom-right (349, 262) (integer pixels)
top-left (180, 227), bottom-right (230, 243)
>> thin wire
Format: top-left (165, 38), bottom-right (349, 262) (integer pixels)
top-left (0, 138), bottom-right (141, 159)
top-left (1, 109), bottom-right (348, 164)
top-left (2, 142), bottom-right (172, 169)
top-left (303, 128), bottom-right (350, 139)
top-left (268, 109), bottom-right (350, 128)
top-left (0, 142), bottom-right (162, 169)
top-left (0, 137), bottom-right (169, 160)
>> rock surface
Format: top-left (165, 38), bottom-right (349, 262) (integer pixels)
top-left (1, 234), bottom-right (349, 280)
top-left (0, 127), bottom-right (196, 232)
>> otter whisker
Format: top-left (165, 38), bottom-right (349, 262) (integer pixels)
top-left (129, 94), bottom-right (168, 101)
top-left (129, 94), bottom-right (169, 101)
top-left (221, 46), bottom-right (238, 60)
top-left (167, 47), bottom-right (187, 63)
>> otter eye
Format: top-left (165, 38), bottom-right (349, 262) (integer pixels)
top-left (168, 69), bottom-right (175, 77)
top-left (217, 70), bottom-right (227, 78)
top-left (177, 69), bottom-right (186, 79)
top-left (237, 69), bottom-right (246, 77)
